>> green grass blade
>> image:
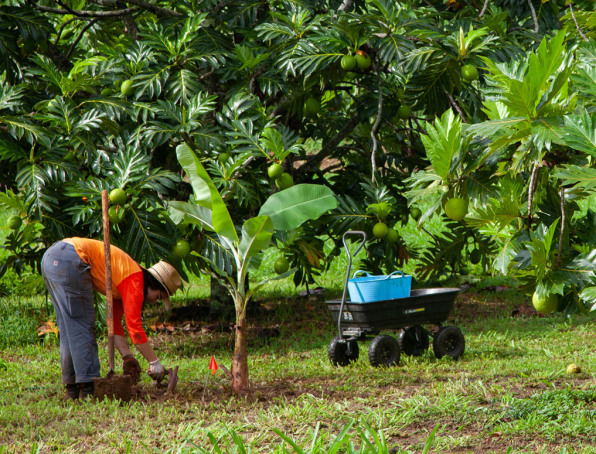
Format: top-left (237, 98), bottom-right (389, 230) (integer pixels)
top-left (273, 428), bottom-right (305, 454)
top-left (308, 422), bottom-right (321, 453)
top-left (327, 420), bottom-right (354, 454)
top-left (421, 424), bottom-right (440, 454)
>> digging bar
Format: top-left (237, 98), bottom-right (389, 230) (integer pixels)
top-left (103, 189), bottom-right (115, 378)
top-left (93, 190), bottom-right (132, 401)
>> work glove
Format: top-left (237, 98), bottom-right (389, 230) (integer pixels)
top-left (148, 359), bottom-right (166, 382)
top-left (122, 354), bottom-right (141, 384)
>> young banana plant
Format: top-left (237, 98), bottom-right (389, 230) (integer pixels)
top-left (169, 143), bottom-right (337, 393)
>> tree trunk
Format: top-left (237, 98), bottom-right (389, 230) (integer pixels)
top-left (231, 309), bottom-right (249, 393)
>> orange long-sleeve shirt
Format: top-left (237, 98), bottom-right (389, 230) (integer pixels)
top-left (64, 237), bottom-right (148, 344)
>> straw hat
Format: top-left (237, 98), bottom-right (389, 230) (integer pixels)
top-left (146, 261), bottom-right (182, 309)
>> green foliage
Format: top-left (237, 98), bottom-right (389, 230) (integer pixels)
top-left (404, 29), bottom-right (596, 309)
top-left (0, 0), bottom-right (595, 317)
top-left (259, 184), bottom-right (338, 231)
top-left (171, 143), bottom-right (337, 306)
top-left (560, 111), bottom-right (596, 157)
top-left (0, 5), bottom-right (55, 83)
top-left (421, 109), bottom-right (468, 182)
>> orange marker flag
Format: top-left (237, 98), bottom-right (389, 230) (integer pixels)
top-left (209, 356), bottom-right (218, 375)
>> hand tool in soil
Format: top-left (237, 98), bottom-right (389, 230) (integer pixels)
top-left (152, 364), bottom-right (179, 394)
top-left (93, 190), bottom-right (133, 401)
top-left (164, 366), bottom-right (179, 395)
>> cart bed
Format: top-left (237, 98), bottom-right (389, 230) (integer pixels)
top-left (326, 288), bottom-right (460, 330)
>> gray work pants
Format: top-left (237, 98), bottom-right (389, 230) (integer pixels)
top-left (41, 241), bottom-right (100, 384)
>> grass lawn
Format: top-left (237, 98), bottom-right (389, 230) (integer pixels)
top-left (1, 206), bottom-right (596, 452)
top-left (1, 283), bottom-right (595, 453)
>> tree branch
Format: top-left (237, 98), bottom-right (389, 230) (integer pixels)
top-left (527, 0), bottom-right (538, 33)
top-left (299, 113), bottom-right (361, 173)
top-left (32, 0), bottom-right (183, 18)
top-left (120, 7), bottom-right (140, 41)
top-left (569, 4), bottom-right (589, 42)
top-left (338, 0), bottom-right (354, 12)
top-left (445, 90), bottom-right (467, 123)
top-left (53, 17), bottom-right (75, 43)
top-left (527, 164), bottom-right (540, 230)
top-left (479, 0), bottom-right (489, 18)
top-left (556, 187), bottom-right (565, 268)
top-left (34, 4), bottom-right (138, 17)
top-left (370, 62), bottom-right (383, 183)
top-left (122, 0), bottom-right (185, 17)
top-left (383, 119), bottom-right (425, 136)
top-left (66, 18), bottom-right (99, 60)
top-left (401, 115), bottom-right (418, 159)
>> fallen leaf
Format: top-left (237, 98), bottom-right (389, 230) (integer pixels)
top-left (37, 320), bottom-right (59, 337)
top-left (164, 323), bottom-right (175, 332)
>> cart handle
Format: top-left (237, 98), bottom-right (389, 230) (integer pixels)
top-left (351, 270), bottom-right (405, 280)
top-left (338, 231), bottom-right (367, 340)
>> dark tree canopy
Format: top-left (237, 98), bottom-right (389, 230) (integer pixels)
top-left (1, 0), bottom-right (595, 315)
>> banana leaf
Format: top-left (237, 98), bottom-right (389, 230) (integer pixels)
top-left (258, 184), bottom-right (337, 231)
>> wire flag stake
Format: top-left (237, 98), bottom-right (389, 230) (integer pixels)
top-left (202, 356), bottom-right (218, 403)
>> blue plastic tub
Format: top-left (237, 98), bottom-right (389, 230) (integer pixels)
top-left (347, 270), bottom-right (412, 303)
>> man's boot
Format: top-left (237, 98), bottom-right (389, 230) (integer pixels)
top-left (65, 384), bottom-right (80, 401)
top-left (80, 382), bottom-right (94, 400)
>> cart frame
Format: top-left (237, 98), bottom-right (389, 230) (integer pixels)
top-left (327, 231), bottom-right (465, 367)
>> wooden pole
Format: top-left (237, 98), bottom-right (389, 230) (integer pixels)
top-left (102, 190), bottom-right (115, 374)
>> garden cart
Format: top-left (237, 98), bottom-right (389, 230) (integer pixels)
top-left (326, 231), bottom-right (465, 367)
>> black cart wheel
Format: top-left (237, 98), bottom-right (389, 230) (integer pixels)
top-left (368, 335), bottom-right (400, 367)
top-left (328, 336), bottom-right (359, 366)
top-left (433, 326), bottom-right (465, 359)
top-left (398, 326), bottom-right (430, 357)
